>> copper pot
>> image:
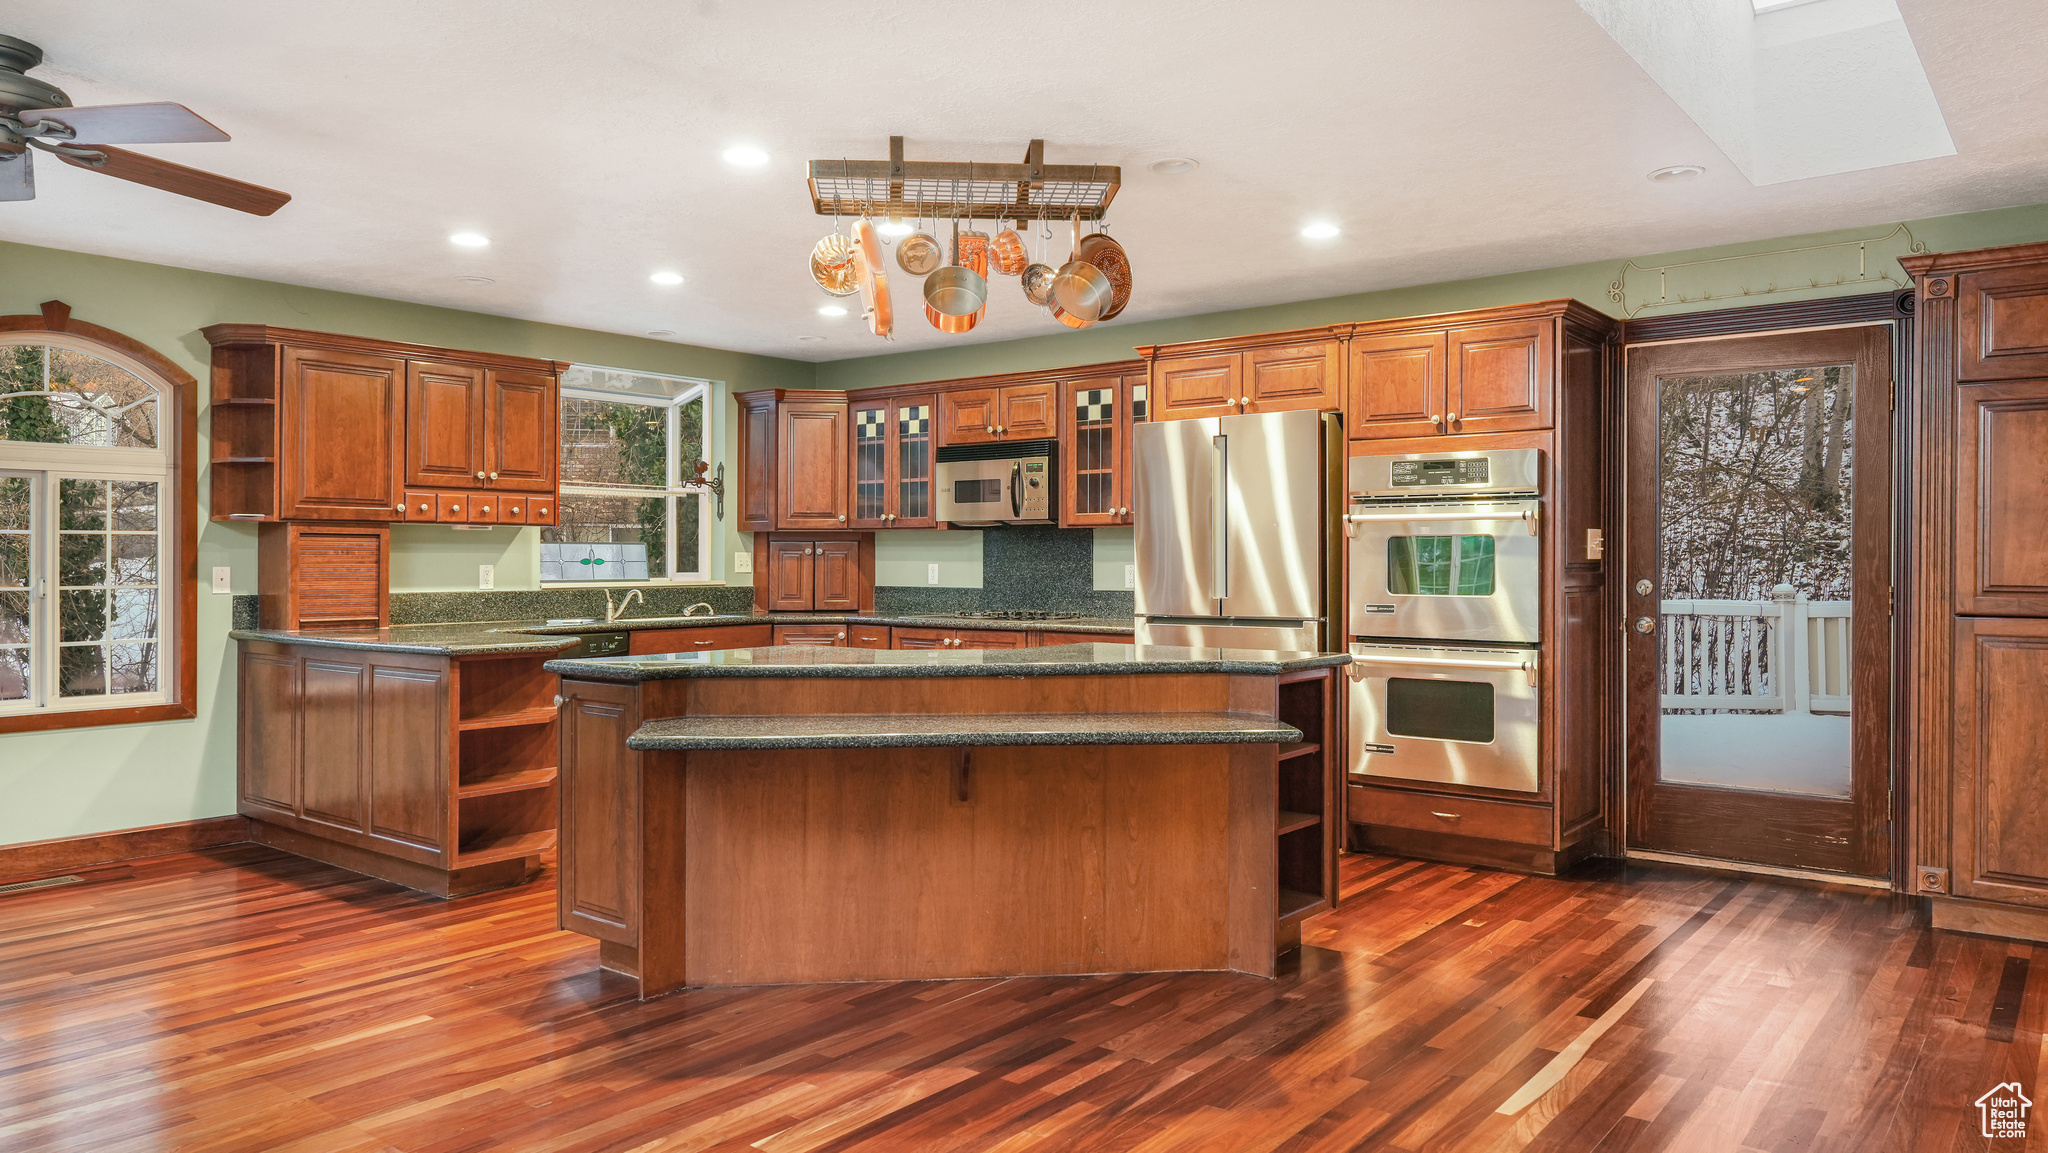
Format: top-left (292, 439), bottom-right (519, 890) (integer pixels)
top-left (925, 227), bottom-right (988, 333)
top-left (851, 219), bottom-right (892, 338)
top-left (991, 228), bottom-right (1028, 276)
top-left (1078, 231), bottom-right (1131, 320)
top-left (896, 221), bottom-right (942, 276)
top-left (1048, 216), bottom-right (1111, 328)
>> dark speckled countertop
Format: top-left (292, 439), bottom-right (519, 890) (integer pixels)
top-left (230, 612), bottom-right (1136, 656)
top-left (626, 711), bottom-right (1303, 750)
top-left (546, 643), bottom-right (1348, 681)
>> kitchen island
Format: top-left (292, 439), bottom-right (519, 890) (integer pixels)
top-left (545, 643), bottom-right (1346, 997)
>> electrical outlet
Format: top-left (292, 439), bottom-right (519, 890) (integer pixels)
top-left (478, 564), bottom-right (495, 590)
top-left (1124, 563), bottom-right (1136, 590)
top-left (211, 566), bottom-right (231, 594)
top-left (928, 563), bottom-right (940, 585)
top-left (733, 551), bottom-right (752, 573)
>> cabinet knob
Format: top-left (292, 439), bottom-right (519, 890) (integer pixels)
top-left (1239, 396), bottom-right (1249, 406)
top-left (1429, 413), bottom-right (1443, 426)
top-left (837, 514), bottom-right (846, 522)
top-left (803, 547), bottom-right (813, 555)
top-left (836, 632), bottom-right (846, 640)
top-left (488, 472), bottom-right (499, 480)
top-left (450, 504), bottom-right (462, 512)
top-left (480, 505), bottom-right (491, 514)
top-left (418, 503), bottom-right (430, 512)
top-left (1446, 412), bottom-right (1458, 424)
top-left (475, 471), bottom-right (486, 480)
top-left (998, 424), bottom-right (1006, 434)
top-left (395, 504), bottom-right (405, 513)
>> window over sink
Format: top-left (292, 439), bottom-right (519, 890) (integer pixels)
top-left (543, 365), bottom-right (714, 583)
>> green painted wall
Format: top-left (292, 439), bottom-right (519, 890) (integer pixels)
top-left (816, 204), bottom-right (2048, 390)
top-left (0, 240), bottom-right (809, 845)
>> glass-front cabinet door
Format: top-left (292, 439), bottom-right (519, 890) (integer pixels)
top-left (1062, 375), bottom-right (1136, 527)
top-left (849, 393), bottom-right (935, 529)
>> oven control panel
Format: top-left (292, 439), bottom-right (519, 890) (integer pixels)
top-left (1020, 460), bottom-right (1048, 517)
top-left (1390, 458), bottom-right (1489, 487)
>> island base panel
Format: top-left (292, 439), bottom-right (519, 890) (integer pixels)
top-left (602, 744), bottom-right (1275, 995)
top-left (249, 821), bottom-right (539, 897)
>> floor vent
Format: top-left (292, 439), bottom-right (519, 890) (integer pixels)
top-left (0, 875), bottom-right (85, 896)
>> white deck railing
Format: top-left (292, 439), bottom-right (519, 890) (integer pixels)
top-left (1660, 584), bottom-right (1851, 714)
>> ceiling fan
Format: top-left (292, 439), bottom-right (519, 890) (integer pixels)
top-left (0, 33), bottom-right (290, 216)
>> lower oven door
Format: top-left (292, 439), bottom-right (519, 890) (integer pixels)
top-left (1345, 499), bottom-right (1542, 644)
top-left (1347, 642), bottom-right (1540, 792)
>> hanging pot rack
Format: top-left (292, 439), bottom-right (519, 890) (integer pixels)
top-left (807, 137), bottom-right (1120, 227)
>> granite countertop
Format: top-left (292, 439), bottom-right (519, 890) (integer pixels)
top-left (546, 643), bottom-right (1349, 681)
top-left (626, 710), bottom-right (1304, 751)
top-left (232, 612), bottom-right (1136, 655)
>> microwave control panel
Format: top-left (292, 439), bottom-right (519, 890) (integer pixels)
top-left (1390, 458), bottom-right (1489, 487)
top-left (1020, 460), bottom-right (1048, 516)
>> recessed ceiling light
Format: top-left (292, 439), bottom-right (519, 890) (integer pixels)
top-left (646, 329), bottom-right (676, 338)
top-left (448, 231), bottom-right (491, 248)
top-left (452, 275), bottom-right (494, 285)
top-left (1300, 222), bottom-right (1341, 240)
top-left (1149, 157), bottom-right (1199, 175)
top-left (722, 146), bottom-right (769, 167)
top-left (649, 271), bottom-right (685, 286)
top-left (1649, 164), bottom-right (1707, 182)
top-left (878, 220), bottom-right (913, 237)
top-left (818, 305), bottom-right (848, 317)
top-left (797, 335), bottom-right (826, 342)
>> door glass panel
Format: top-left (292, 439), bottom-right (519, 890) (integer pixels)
top-left (853, 406), bottom-right (886, 520)
top-left (0, 475), bottom-right (30, 701)
top-left (1386, 535), bottom-right (1496, 595)
top-left (897, 404), bottom-right (930, 520)
top-left (1657, 364), bottom-right (1853, 797)
top-left (1073, 386), bottom-right (1116, 516)
top-left (1386, 677), bottom-right (1495, 743)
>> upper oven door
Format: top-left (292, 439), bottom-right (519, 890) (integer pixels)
top-left (1347, 643), bottom-right (1540, 792)
top-left (1346, 499), bottom-right (1542, 643)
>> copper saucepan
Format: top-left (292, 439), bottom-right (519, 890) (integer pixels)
top-left (1078, 230), bottom-right (1131, 320)
top-left (925, 223), bottom-right (989, 333)
top-left (1048, 214), bottom-right (1112, 329)
top-left (896, 210), bottom-right (943, 276)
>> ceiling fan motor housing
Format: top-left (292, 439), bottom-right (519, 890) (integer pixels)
top-left (0, 35), bottom-right (72, 114)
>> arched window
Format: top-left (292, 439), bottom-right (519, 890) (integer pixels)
top-left (0, 304), bottom-right (195, 732)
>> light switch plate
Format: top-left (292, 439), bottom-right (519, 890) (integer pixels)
top-left (478, 564), bottom-right (495, 590)
top-left (733, 551), bottom-right (752, 573)
top-left (211, 566), bottom-right (231, 594)
top-left (927, 563), bottom-right (940, 585)
top-left (1124, 564), bottom-right (1136, 589)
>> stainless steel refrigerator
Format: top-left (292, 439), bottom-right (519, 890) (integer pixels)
top-left (1133, 408), bottom-right (1343, 651)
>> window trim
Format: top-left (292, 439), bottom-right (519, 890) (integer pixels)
top-left (547, 370), bottom-right (716, 585)
top-left (0, 302), bottom-right (196, 734)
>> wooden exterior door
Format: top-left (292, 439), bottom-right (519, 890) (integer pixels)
top-left (1447, 319), bottom-right (1551, 433)
top-left (281, 345), bottom-right (405, 520)
top-left (1062, 374), bottom-right (1128, 527)
top-left (482, 368), bottom-right (557, 492)
top-left (1624, 327), bottom-right (1893, 876)
top-left (1950, 616), bottom-right (2048, 907)
top-left (812, 540), bottom-right (861, 611)
top-left (1953, 380), bottom-right (2048, 616)
top-left (765, 540), bottom-right (813, 611)
top-left (405, 360), bottom-right (485, 489)
top-left (777, 402), bottom-right (847, 530)
top-left (1348, 331), bottom-right (1446, 440)
top-left (1153, 353), bottom-right (1242, 421)
top-left (1245, 340), bottom-right (1341, 413)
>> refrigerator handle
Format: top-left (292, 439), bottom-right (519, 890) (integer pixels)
top-left (1211, 434), bottom-right (1229, 601)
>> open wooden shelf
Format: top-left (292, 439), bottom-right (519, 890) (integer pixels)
top-left (458, 766), bottom-right (558, 799)
top-left (1279, 741), bottom-right (1320, 761)
top-left (210, 455), bottom-right (276, 464)
top-left (1277, 810), bottom-right (1322, 836)
top-left (1278, 888), bottom-right (1323, 921)
top-left (456, 706), bottom-right (558, 731)
top-left (211, 396), bottom-right (276, 406)
top-left (455, 828), bottom-right (557, 868)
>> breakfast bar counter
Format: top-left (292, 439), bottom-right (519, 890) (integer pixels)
top-left (545, 643), bottom-right (1346, 997)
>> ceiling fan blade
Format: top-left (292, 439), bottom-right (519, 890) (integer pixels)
top-left (18, 102), bottom-right (230, 145)
top-left (0, 147), bottom-right (33, 202)
top-left (55, 144), bottom-right (289, 215)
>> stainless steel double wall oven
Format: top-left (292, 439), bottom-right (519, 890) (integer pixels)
top-left (1346, 449), bottom-right (1544, 793)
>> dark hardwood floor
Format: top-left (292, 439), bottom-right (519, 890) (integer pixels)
top-left (0, 846), bottom-right (2037, 1152)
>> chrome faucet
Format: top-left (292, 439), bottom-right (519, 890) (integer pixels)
top-left (682, 602), bottom-right (715, 617)
top-left (603, 588), bottom-right (644, 623)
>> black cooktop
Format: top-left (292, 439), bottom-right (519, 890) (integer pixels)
top-left (953, 610), bottom-right (1088, 621)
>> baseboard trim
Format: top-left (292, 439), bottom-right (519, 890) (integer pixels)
top-left (1624, 849), bottom-right (1892, 890)
top-left (1931, 896), bottom-right (2048, 944)
top-left (0, 815), bottom-right (254, 880)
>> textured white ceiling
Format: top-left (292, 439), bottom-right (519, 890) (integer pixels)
top-left (0, 0), bottom-right (2043, 363)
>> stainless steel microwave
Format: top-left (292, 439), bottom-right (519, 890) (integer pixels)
top-left (936, 439), bottom-right (1054, 525)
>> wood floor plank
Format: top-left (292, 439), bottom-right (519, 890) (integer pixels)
top-left (0, 847), bottom-right (2038, 1152)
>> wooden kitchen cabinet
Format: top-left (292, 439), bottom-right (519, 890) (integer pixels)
top-left (1140, 328), bottom-right (1346, 422)
top-left (1955, 264), bottom-right (2048, 381)
top-left (1349, 331), bottom-right (1447, 439)
top-left (757, 533), bottom-right (874, 613)
top-left (205, 326), bottom-right (564, 523)
top-left (1343, 305), bottom-right (1583, 440)
top-left (1446, 319), bottom-right (1551, 433)
top-left (773, 624), bottom-right (849, 647)
top-left (890, 626), bottom-right (1028, 650)
top-left (734, 389), bottom-right (851, 532)
top-left (237, 640), bottom-right (558, 898)
top-left (847, 625), bottom-right (892, 649)
top-left (849, 393), bottom-right (935, 529)
top-left (1949, 616), bottom-right (2048, 908)
top-left (626, 624), bottom-right (773, 655)
top-left (1954, 379), bottom-right (2048, 616)
top-left (1061, 372), bottom-right (1146, 527)
top-left (938, 382), bottom-right (1056, 445)
top-left (256, 522), bottom-right (389, 631)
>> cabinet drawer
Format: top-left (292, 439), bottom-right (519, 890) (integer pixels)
top-left (627, 625), bottom-right (773, 655)
top-left (847, 625), bottom-right (892, 649)
top-left (952, 628), bottom-right (1028, 650)
top-left (496, 496), bottom-right (531, 525)
top-left (774, 625), bottom-right (848, 647)
top-left (469, 493), bottom-right (509, 523)
top-left (891, 626), bottom-right (951, 649)
top-left (401, 492), bottom-right (441, 521)
top-left (1347, 783), bottom-right (1551, 846)
top-left (528, 497), bottom-right (556, 526)
top-left (1033, 631), bottom-right (1131, 646)
top-left (435, 491), bottom-right (476, 523)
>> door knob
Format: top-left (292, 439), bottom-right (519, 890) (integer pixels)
top-left (1634, 617), bottom-right (1655, 634)
top-left (1635, 579), bottom-right (1654, 596)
